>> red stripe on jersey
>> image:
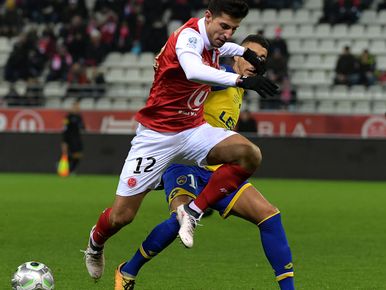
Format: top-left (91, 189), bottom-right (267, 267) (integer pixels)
top-left (135, 18), bottom-right (220, 132)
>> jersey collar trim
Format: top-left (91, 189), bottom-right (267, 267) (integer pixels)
top-left (198, 17), bottom-right (211, 50)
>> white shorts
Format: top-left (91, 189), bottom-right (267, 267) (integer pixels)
top-left (116, 123), bottom-right (237, 196)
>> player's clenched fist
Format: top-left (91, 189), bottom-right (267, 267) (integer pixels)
top-left (237, 75), bottom-right (279, 98)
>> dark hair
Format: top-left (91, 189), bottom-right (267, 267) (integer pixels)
top-left (208, 0), bottom-right (249, 19)
top-left (241, 34), bottom-right (269, 51)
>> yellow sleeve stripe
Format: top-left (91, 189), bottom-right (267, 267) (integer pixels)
top-left (257, 211), bottom-right (281, 226)
top-left (276, 272), bottom-right (294, 281)
top-left (221, 183), bottom-right (252, 219)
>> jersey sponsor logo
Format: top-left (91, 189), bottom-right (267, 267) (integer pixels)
top-left (187, 88), bottom-right (209, 111)
top-left (127, 177), bottom-right (137, 188)
top-left (176, 175), bottom-right (187, 185)
top-left (187, 37), bottom-right (198, 49)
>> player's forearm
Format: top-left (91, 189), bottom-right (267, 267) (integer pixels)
top-left (179, 51), bottom-right (239, 86)
top-left (218, 42), bottom-right (245, 57)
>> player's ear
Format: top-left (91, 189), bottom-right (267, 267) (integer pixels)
top-left (204, 10), bottom-right (213, 22)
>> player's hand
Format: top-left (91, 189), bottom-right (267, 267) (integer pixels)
top-left (242, 48), bottom-right (266, 75)
top-left (237, 75), bottom-right (279, 98)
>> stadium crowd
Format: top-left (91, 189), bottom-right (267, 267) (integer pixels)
top-left (0, 0), bottom-right (385, 109)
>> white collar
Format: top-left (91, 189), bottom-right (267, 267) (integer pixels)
top-left (198, 17), bottom-right (213, 50)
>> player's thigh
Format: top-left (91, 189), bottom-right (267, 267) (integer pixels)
top-left (110, 190), bottom-right (149, 226)
top-left (206, 133), bottom-right (261, 166)
top-left (230, 185), bottom-right (278, 224)
top-left (163, 164), bottom-right (206, 211)
top-left (117, 125), bottom-right (181, 196)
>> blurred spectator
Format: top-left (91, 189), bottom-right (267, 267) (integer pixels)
top-left (321, 0), bottom-right (361, 24)
top-left (84, 29), bottom-right (108, 66)
top-left (378, 0), bottom-right (386, 10)
top-left (4, 31), bottom-right (45, 82)
top-left (269, 26), bottom-right (289, 60)
top-left (46, 43), bottom-right (73, 82)
top-left (61, 15), bottom-right (89, 61)
top-left (89, 67), bottom-right (106, 98)
top-left (61, 0), bottom-right (88, 23)
top-left (334, 45), bottom-right (360, 86)
top-left (67, 62), bottom-right (90, 98)
top-left (24, 80), bottom-right (44, 106)
top-left (3, 84), bottom-right (21, 106)
top-left (266, 49), bottom-right (288, 84)
top-left (141, 19), bottom-right (168, 53)
top-left (236, 110), bottom-right (257, 133)
top-left (358, 49), bottom-right (376, 86)
top-left (279, 78), bottom-right (297, 110)
top-left (169, 0), bottom-right (192, 22)
top-left (0, 0), bottom-right (23, 37)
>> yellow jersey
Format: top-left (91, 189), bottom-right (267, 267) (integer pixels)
top-left (203, 65), bottom-right (245, 170)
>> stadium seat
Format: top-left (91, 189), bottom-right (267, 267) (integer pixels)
top-left (304, 0), bottom-right (323, 11)
top-left (105, 68), bottom-right (128, 84)
top-left (296, 85), bottom-right (314, 100)
top-left (106, 84), bottom-right (128, 99)
top-left (281, 24), bottom-right (297, 39)
top-left (331, 85), bottom-right (349, 100)
top-left (293, 9), bottom-right (311, 24)
top-left (121, 52), bottom-right (140, 68)
top-left (103, 52), bottom-right (123, 69)
top-left (277, 9), bottom-right (294, 25)
top-left (314, 24), bottom-right (331, 40)
top-left (352, 40), bottom-right (369, 54)
top-left (314, 85), bottom-right (331, 99)
top-left (319, 55), bottom-right (337, 70)
top-left (62, 97), bottom-right (78, 109)
top-left (304, 55), bottom-right (323, 69)
top-left (243, 9), bottom-right (260, 25)
top-left (348, 25), bottom-right (366, 40)
top-left (0, 82), bottom-right (10, 97)
top-left (44, 98), bottom-right (62, 108)
top-left (260, 9), bottom-right (277, 25)
top-left (296, 24), bottom-right (314, 40)
top-left (318, 39), bottom-right (336, 54)
top-left (317, 100), bottom-right (335, 113)
top-left (298, 99), bottom-right (317, 112)
top-left (95, 98), bottom-right (112, 110)
top-left (79, 98), bottom-right (95, 110)
top-left (348, 85), bottom-right (367, 100)
top-left (359, 10), bottom-right (377, 25)
top-left (371, 40), bottom-right (386, 55)
top-left (288, 55), bottom-right (305, 70)
top-left (372, 100), bottom-right (386, 114)
top-left (0, 37), bottom-right (11, 53)
top-left (43, 82), bottom-right (67, 99)
top-left (335, 100), bottom-right (352, 114)
top-left (352, 100), bottom-right (371, 114)
top-left (365, 25), bottom-right (382, 40)
top-left (331, 24), bottom-right (349, 40)
top-left (138, 52), bottom-right (155, 68)
top-left (112, 99), bottom-right (130, 111)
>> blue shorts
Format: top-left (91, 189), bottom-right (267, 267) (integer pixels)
top-left (162, 164), bottom-right (251, 218)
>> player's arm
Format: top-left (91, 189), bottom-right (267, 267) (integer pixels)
top-left (176, 30), bottom-right (278, 97)
top-left (176, 29), bottom-right (239, 86)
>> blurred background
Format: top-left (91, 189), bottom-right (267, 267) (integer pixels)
top-left (0, 0), bottom-right (385, 180)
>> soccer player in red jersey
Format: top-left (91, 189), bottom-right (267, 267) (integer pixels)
top-left (83, 0), bottom-right (279, 284)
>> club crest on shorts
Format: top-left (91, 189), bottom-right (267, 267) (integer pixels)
top-left (127, 177), bottom-right (137, 188)
top-left (176, 175), bottom-right (187, 185)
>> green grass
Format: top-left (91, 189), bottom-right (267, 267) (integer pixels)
top-left (1, 174), bottom-right (386, 290)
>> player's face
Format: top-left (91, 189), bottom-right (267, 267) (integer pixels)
top-left (205, 11), bottom-right (241, 48)
top-left (234, 42), bottom-right (267, 76)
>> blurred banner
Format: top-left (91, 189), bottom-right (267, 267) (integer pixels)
top-left (0, 109), bottom-right (385, 139)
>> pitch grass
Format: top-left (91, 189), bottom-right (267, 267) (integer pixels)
top-left (1, 174), bottom-right (386, 290)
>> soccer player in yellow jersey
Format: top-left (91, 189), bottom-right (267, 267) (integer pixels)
top-left (114, 35), bottom-right (295, 290)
